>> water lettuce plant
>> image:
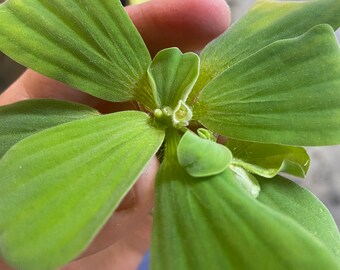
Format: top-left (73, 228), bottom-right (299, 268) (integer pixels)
top-left (0, 0), bottom-right (340, 269)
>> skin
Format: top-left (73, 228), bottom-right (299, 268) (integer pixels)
top-left (0, 0), bottom-right (230, 269)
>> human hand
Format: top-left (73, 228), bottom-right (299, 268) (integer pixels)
top-left (0, 0), bottom-right (230, 269)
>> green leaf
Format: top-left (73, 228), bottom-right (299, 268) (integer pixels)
top-left (172, 101), bottom-right (193, 128)
top-left (229, 165), bottom-right (260, 198)
top-left (189, 0), bottom-right (340, 102)
top-left (257, 175), bottom-right (340, 260)
top-left (194, 24), bottom-right (340, 146)
top-left (0, 99), bottom-right (99, 159)
top-left (197, 128), bottom-right (216, 142)
top-left (227, 138), bottom-right (310, 178)
top-left (0, 111), bottom-right (165, 270)
top-left (0, 0), bottom-right (156, 109)
top-left (177, 131), bottom-right (232, 177)
top-left (129, 0), bottom-right (149, 4)
top-left (151, 135), bottom-right (340, 270)
top-left (148, 48), bottom-right (199, 108)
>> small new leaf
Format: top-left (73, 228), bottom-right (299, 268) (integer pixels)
top-left (148, 48), bottom-right (199, 108)
top-left (177, 131), bottom-right (232, 177)
top-left (197, 128), bottom-right (216, 142)
top-left (172, 101), bottom-right (192, 128)
top-left (230, 165), bottom-right (260, 198)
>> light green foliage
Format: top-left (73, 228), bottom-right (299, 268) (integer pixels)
top-left (148, 48), bottom-right (200, 108)
top-left (227, 138), bottom-right (310, 178)
top-left (195, 25), bottom-right (340, 146)
top-left (177, 131), bottom-right (232, 177)
top-left (0, 0), bottom-right (340, 269)
top-left (0, 0), bottom-right (156, 108)
top-left (151, 133), bottom-right (340, 270)
top-left (172, 101), bottom-right (193, 128)
top-left (229, 165), bottom-right (260, 198)
top-left (129, 0), bottom-right (149, 4)
top-left (0, 111), bottom-right (164, 270)
top-left (197, 128), bottom-right (216, 142)
top-left (0, 99), bottom-right (100, 158)
top-left (257, 175), bottom-right (340, 260)
top-left (189, 0), bottom-right (340, 102)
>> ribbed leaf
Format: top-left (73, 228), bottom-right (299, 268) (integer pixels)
top-left (177, 131), bottom-right (232, 177)
top-left (258, 175), bottom-right (340, 260)
top-left (0, 111), bottom-right (164, 270)
top-left (227, 139), bottom-right (310, 178)
top-left (0, 0), bottom-right (156, 108)
top-left (189, 0), bottom-right (340, 102)
top-left (0, 99), bottom-right (99, 158)
top-left (151, 133), bottom-right (340, 270)
top-left (194, 24), bottom-right (340, 146)
top-left (148, 48), bottom-right (199, 108)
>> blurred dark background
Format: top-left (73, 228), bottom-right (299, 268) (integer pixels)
top-left (0, 52), bottom-right (25, 91)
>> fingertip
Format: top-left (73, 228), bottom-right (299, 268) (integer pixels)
top-left (116, 156), bottom-right (158, 212)
top-left (177, 0), bottom-right (231, 42)
top-left (80, 156), bottom-right (158, 258)
top-left (133, 156), bottom-right (159, 207)
top-left (126, 0), bottom-right (231, 55)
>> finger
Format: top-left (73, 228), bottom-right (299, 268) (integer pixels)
top-left (0, 0), bottom-right (230, 106)
top-left (79, 156), bottom-right (159, 258)
top-left (0, 258), bottom-right (15, 270)
top-left (0, 70), bottom-right (97, 107)
top-left (128, 0), bottom-right (231, 55)
top-left (0, 70), bottom-right (126, 112)
top-left (63, 216), bottom-right (152, 270)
